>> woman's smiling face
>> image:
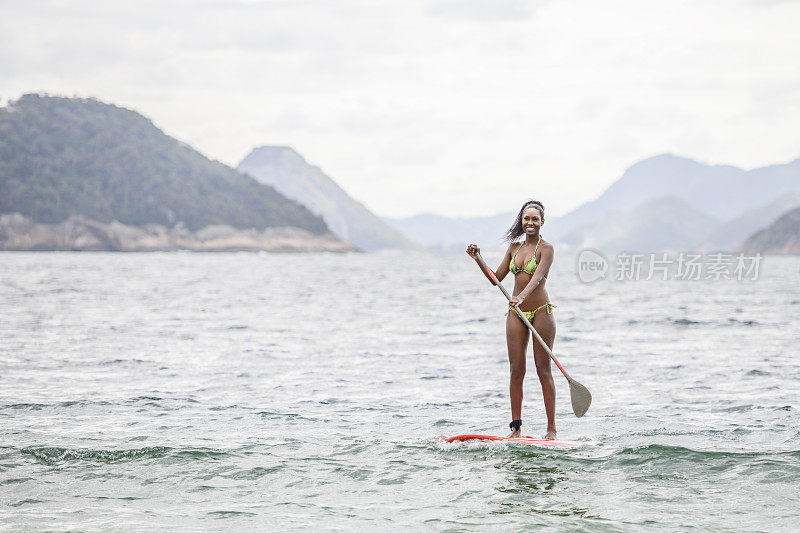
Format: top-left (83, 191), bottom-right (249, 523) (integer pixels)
top-left (521, 207), bottom-right (542, 235)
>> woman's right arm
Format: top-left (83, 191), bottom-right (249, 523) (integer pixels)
top-left (467, 244), bottom-right (512, 283)
top-left (495, 245), bottom-right (512, 282)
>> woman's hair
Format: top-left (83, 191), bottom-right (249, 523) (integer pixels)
top-left (504, 200), bottom-right (545, 242)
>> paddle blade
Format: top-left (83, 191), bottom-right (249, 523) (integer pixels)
top-left (569, 379), bottom-right (592, 417)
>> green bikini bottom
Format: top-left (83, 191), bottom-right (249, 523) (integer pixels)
top-left (507, 301), bottom-right (556, 322)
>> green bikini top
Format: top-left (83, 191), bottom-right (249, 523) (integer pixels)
top-left (509, 236), bottom-right (542, 275)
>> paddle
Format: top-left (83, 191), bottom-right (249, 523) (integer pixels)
top-left (473, 251), bottom-right (592, 417)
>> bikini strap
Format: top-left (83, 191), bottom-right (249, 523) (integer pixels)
top-left (527, 235), bottom-right (542, 270)
top-left (512, 242), bottom-right (524, 261)
top-left (510, 242), bottom-right (524, 271)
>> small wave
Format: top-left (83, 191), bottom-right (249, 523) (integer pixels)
top-left (421, 402), bottom-right (454, 408)
top-left (129, 395), bottom-right (164, 402)
top-left (671, 318), bottom-right (707, 326)
top-left (2, 400), bottom-right (112, 411)
top-left (319, 398), bottom-right (344, 405)
top-left (209, 404), bottom-right (242, 411)
top-left (607, 444), bottom-right (800, 466)
top-left (59, 399), bottom-right (111, 408)
top-left (2, 403), bottom-right (48, 411)
top-left (48, 287), bottom-right (83, 294)
top-left (97, 358), bottom-right (153, 366)
top-left (669, 316), bottom-right (763, 328)
top-left (9, 499), bottom-right (45, 508)
top-left (208, 510), bottom-right (258, 518)
top-left (22, 446), bottom-right (171, 464)
top-left (171, 449), bottom-right (232, 461)
top-left (21, 446), bottom-right (235, 465)
top-left (434, 440), bottom-right (800, 470)
top-left (256, 410), bottom-right (319, 423)
top-left (746, 369), bottom-right (770, 376)
top-left (719, 404), bottom-right (756, 413)
top-left (124, 395), bottom-right (199, 407)
top-left (728, 318), bottom-right (761, 326)
top-left (2, 477), bottom-right (33, 486)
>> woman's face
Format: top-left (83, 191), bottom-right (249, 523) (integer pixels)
top-left (521, 207), bottom-right (543, 235)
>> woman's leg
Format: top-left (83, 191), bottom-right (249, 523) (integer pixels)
top-left (532, 311), bottom-right (557, 439)
top-left (506, 312), bottom-right (530, 437)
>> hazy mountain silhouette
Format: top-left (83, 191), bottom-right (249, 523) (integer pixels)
top-left (560, 196), bottom-right (721, 253)
top-left (698, 192), bottom-right (800, 252)
top-left (549, 154), bottom-right (800, 240)
top-left (741, 206), bottom-right (800, 254)
top-left (383, 211), bottom-right (519, 252)
top-left (387, 153), bottom-right (800, 253)
top-left (238, 146), bottom-right (415, 251)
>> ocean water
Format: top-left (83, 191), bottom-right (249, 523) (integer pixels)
top-left (1, 251), bottom-right (799, 531)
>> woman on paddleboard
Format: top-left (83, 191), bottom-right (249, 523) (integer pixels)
top-left (466, 200), bottom-right (557, 440)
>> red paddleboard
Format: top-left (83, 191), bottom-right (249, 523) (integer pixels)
top-left (443, 434), bottom-right (582, 448)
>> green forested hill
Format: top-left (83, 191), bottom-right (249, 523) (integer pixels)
top-left (0, 94), bottom-right (327, 233)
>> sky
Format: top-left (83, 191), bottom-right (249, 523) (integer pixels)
top-left (1, 0), bottom-right (799, 218)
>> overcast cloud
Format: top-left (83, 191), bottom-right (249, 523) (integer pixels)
top-left (2, 0), bottom-right (799, 217)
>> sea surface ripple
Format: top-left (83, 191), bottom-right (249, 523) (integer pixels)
top-left (1, 251), bottom-right (799, 531)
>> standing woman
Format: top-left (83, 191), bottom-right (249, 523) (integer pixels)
top-left (466, 200), bottom-right (557, 439)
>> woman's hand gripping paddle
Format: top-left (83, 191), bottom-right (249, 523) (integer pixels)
top-left (473, 251), bottom-right (592, 417)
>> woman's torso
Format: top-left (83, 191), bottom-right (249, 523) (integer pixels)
top-left (510, 238), bottom-right (550, 312)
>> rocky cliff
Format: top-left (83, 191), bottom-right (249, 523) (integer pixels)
top-left (0, 213), bottom-right (354, 252)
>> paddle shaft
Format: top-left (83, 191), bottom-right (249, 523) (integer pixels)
top-left (473, 252), bottom-right (571, 381)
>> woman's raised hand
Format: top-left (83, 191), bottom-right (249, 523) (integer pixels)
top-left (466, 244), bottom-right (480, 257)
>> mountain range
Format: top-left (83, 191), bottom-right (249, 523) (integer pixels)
top-left (385, 154), bottom-right (800, 254)
top-left (3, 94), bottom-right (797, 254)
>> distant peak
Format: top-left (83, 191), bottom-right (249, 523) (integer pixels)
top-left (646, 152), bottom-right (679, 160)
top-left (251, 145), bottom-right (296, 153)
top-left (629, 152), bottom-right (699, 167)
top-left (617, 153), bottom-right (709, 181)
top-left (246, 145), bottom-right (307, 163)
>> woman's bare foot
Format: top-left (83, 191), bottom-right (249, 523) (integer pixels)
top-left (543, 428), bottom-right (557, 440)
top-left (507, 428), bottom-right (521, 438)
